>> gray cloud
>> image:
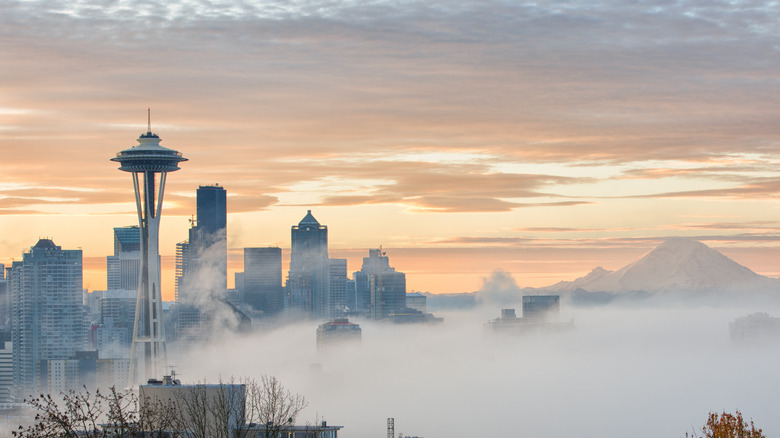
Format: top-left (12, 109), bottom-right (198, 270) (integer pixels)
top-left (4, 0), bottom-right (780, 167)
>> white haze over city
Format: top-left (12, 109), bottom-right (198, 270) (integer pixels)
top-left (171, 275), bottom-right (780, 438)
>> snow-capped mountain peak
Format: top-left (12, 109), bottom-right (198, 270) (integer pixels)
top-left (545, 238), bottom-right (778, 293)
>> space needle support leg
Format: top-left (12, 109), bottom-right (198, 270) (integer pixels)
top-left (153, 171), bottom-right (168, 372)
top-left (129, 172), bottom-right (144, 387)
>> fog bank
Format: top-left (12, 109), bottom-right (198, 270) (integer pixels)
top-left (172, 299), bottom-right (779, 438)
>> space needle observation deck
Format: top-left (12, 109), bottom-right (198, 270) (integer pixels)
top-left (111, 111), bottom-right (187, 386)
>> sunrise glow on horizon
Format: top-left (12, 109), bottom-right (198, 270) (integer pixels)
top-left (2, 0), bottom-right (780, 301)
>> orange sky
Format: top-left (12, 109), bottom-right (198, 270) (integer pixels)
top-left (2, 0), bottom-right (780, 300)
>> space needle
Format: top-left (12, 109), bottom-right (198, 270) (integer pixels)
top-left (111, 110), bottom-right (187, 385)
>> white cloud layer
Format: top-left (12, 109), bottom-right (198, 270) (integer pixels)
top-left (171, 301), bottom-right (780, 438)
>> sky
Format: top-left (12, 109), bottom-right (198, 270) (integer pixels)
top-left (1, 0), bottom-right (780, 300)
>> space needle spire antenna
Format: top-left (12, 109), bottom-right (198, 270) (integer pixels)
top-left (111, 111), bottom-right (187, 387)
top-left (147, 107), bottom-right (151, 134)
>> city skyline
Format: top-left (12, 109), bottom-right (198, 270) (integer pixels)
top-left (2, 0), bottom-right (780, 300)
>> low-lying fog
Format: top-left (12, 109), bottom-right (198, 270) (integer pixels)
top-left (173, 298), bottom-right (780, 438)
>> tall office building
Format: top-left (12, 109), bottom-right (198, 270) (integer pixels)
top-left (353, 248), bottom-right (389, 314)
top-left (107, 226), bottom-right (141, 291)
top-left (286, 211), bottom-right (330, 319)
top-left (95, 227), bottom-right (140, 362)
top-left (243, 247), bottom-right (283, 315)
top-left (0, 263), bottom-right (7, 327)
top-left (112, 112), bottom-right (187, 385)
top-left (175, 240), bottom-right (193, 301)
top-left (354, 249), bottom-right (406, 319)
top-left (176, 185), bottom-right (227, 303)
top-left (9, 239), bottom-right (85, 396)
top-left (196, 185), bottom-right (227, 239)
top-left (329, 259), bottom-right (348, 317)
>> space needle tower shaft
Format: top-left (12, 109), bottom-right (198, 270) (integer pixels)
top-left (111, 110), bottom-right (187, 385)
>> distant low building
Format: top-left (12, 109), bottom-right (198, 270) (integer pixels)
top-left (316, 318), bottom-right (362, 352)
top-left (405, 293), bottom-right (427, 313)
top-left (389, 309), bottom-right (443, 325)
top-left (485, 295), bottom-right (572, 334)
top-left (522, 295), bottom-right (560, 322)
top-left (730, 312), bottom-right (780, 345)
top-left (248, 422), bottom-right (342, 438)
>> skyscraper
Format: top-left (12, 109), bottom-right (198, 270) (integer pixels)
top-left (353, 248), bottom-right (389, 314)
top-left (370, 270), bottom-right (406, 320)
top-left (176, 185), bottom-right (227, 303)
top-left (329, 258), bottom-right (348, 316)
top-left (196, 185), bottom-right (227, 238)
top-left (243, 247), bottom-right (283, 315)
top-left (111, 112), bottom-right (187, 385)
top-left (107, 226), bottom-right (141, 291)
top-left (0, 263), bottom-right (7, 327)
top-left (100, 225), bottom-right (141, 359)
top-left (9, 239), bottom-right (84, 396)
top-left (353, 248), bottom-right (406, 319)
top-left (286, 210), bottom-right (329, 319)
top-left (113, 225), bottom-right (142, 254)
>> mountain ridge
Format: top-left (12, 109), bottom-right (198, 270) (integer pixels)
top-left (540, 238), bottom-right (779, 293)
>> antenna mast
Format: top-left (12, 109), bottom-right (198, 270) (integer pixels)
top-left (147, 108), bottom-right (151, 133)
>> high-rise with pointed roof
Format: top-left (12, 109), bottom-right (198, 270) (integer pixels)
top-left (286, 210), bottom-right (330, 319)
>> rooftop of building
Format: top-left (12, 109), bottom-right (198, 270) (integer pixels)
top-left (298, 210), bottom-right (320, 226)
top-left (33, 238), bottom-right (58, 249)
top-left (320, 318), bottom-right (360, 327)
